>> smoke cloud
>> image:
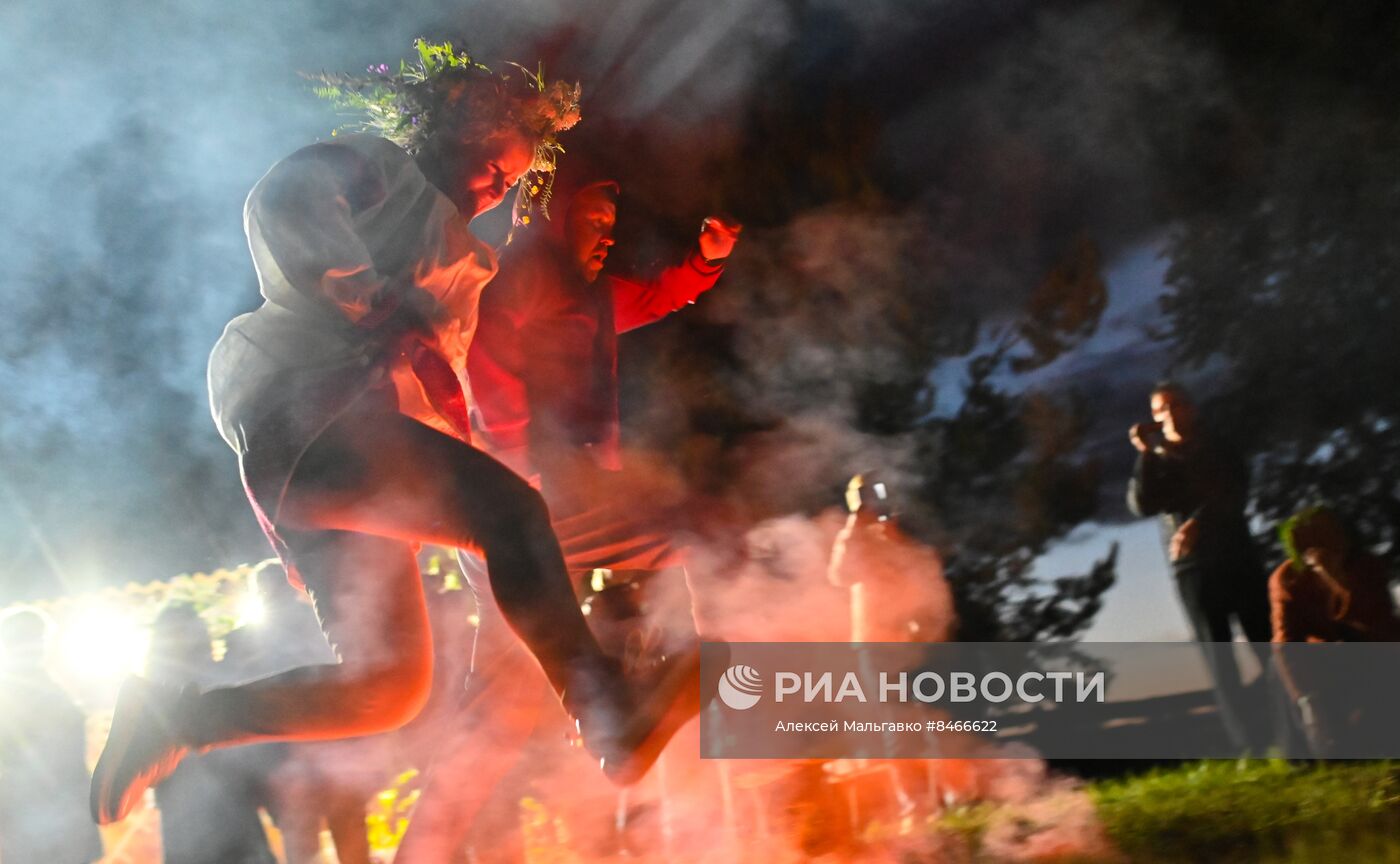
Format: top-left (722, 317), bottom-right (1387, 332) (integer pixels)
top-left (0, 3), bottom-right (1263, 859)
top-left (0, 0), bottom-right (1230, 600)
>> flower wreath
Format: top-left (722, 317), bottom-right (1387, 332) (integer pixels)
top-left (307, 39), bottom-right (582, 226)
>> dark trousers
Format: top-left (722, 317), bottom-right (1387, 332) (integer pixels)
top-left (1173, 554), bottom-right (1275, 752)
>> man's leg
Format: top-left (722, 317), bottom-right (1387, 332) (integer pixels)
top-left (1233, 568), bottom-right (1274, 644)
top-left (1230, 565), bottom-right (1291, 751)
top-left (278, 412), bottom-right (616, 700)
top-left (1174, 566), bottom-right (1257, 751)
top-left (397, 456), bottom-right (705, 860)
top-left (110, 409), bottom-right (573, 754)
top-left (93, 409), bottom-right (702, 823)
top-left (91, 528), bottom-right (435, 823)
top-left (275, 411), bottom-right (707, 785)
top-left (268, 755), bottom-right (330, 864)
top-left (396, 455), bottom-right (709, 861)
top-left (189, 530), bottom-right (434, 744)
top-left (323, 786), bottom-right (371, 864)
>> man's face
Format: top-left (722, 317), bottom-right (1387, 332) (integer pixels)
top-left (1151, 391), bottom-right (1195, 442)
top-left (566, 186), bottom-right (617, 283)
top-left (448, 128), bottom-right (535, 218)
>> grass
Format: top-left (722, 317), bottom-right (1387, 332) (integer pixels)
top-left (928, 761), bottom-right (1400, 863)
top-left (1089, 760), bottom-right (1400, 863)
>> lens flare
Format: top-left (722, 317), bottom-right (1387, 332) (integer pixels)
top-left (59, 607), bottom-right (150, 681)
top-left (237, 592), bottom-right (267, 627)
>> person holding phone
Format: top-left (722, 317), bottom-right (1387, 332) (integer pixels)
top-left (1127, 381), bottom-right (1273, 752)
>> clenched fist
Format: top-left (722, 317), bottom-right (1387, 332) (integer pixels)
top-left (698, 215), bottom-right (743, 262)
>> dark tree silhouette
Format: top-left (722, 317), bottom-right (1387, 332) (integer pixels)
top-left (1160, 0), bottom-right (1400, 561)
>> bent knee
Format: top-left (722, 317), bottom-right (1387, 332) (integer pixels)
top-left (341, 650), bottom-right (434, 732)
top-left (475, 483), bottom-right (554, 546)
top-left (381, 676), bottom-right (433, 730)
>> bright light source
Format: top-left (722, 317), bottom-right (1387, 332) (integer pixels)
top-left (237, 593), bottom-right (267, 627)
top-left (60, 607), bottom-right (150, 681)
top-left (590, 569), bottom-right (609, 594)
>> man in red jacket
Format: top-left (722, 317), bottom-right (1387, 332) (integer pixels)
top-left (468, 176), bottom-right (741, 573)
top-left (394, 178), bottom-right (740, 864)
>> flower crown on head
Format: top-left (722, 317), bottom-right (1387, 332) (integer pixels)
top-left (307, 39), bottom-right (582, 225)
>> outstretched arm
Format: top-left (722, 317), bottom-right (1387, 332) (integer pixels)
top-left (611, 215), bottom-right (742, 332)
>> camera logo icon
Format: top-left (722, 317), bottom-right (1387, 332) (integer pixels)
top-left (718, 664), bottom-right (763, 711)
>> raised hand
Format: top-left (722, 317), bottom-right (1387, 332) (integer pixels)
top-left (698, 215), bottom-right (743, 262)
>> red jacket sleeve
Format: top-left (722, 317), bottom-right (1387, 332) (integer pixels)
top-left (609, 249), bottom-right (724, 333)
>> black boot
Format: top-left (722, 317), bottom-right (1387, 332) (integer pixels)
top-left (90, 677), bottom-right (196, 823)
top-left (563, 641), bottom-right (725, 786)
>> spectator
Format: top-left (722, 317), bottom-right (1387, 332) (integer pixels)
top-left (146, 602), bottom-right (276, 864)
top-left (223, 568), bottom-right (374, 864)
top-left (1127, 381), bottom-right (1273, 751)
top-left (1270, 506), bottom-right (1400, 754)
top-left (827, 473), bottom-right (953, 643)
top-left (0, 606), bottom-right (104, 864)
top-left (1272, 506), bottom-right (1400, 643)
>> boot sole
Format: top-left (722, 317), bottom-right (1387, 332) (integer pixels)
top-left (90, 677), bottom-right (186, 824)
